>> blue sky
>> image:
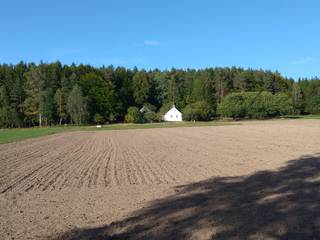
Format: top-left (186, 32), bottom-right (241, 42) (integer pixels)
top-left (1, 0), bottom-right (319, 79)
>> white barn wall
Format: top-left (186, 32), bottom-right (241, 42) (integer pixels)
top-left (163, 106), bottom-right (182, 122)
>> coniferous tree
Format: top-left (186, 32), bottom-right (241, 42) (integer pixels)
top-left (0, 86), bottom-right (19, 127)
top-left (1, 61), bottom-right (320, 127)
top-left (132, 70), bottom-right (150, 106)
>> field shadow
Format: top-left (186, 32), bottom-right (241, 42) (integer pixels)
top-left (52, 155), bottom-right (320, 240)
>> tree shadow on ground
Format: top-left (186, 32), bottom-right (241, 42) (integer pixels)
top-left (53, 155), bottom-right (320, 240)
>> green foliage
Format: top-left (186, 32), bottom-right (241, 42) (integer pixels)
top-left (0, 61), bottom-right (319, 128)
top-left (67, 85), bottom-right (88, 125)
top-left (114, 67), bottom-right (134, 119)
top-left (80, 72), bottom-right (118, 122)
top-left (298, 79), bottom-right (320, 114)
top-left (143, 111), bottom-right (158, 123)
top-left (23, 66), bottom-right (46, 125)
top-left (292, 84), bottom-right (303, 114)
top-left (301, 84), bottom-right (320, 114)
top-left (139, 103), bottom-right (158, 123)
top-left (54, 88), bottom-right (67, 124)
top-left (0, 86), bottom-right (20, 128)
top-left (217, 91), bottom-right (294, 119)
top-left (132, 71), bottom-right (150, 106)
top-left (142, 103), bottom-right (157, 112)
top-left (93, 113), bottom-right (104, 124)
top-left (273, 92), bottom-right (294, 116)
top-left (217, 93), bottom-right (247, 118)
top-left (125, 106), bottom-right (143, 123)
top-left (40, 88), bottom-right (55, 125)
top-left (183, 101), bottom-right (213, 121)
top-left (108, 113), bottom-right (117, 123)
top-left (245, 92), bottom-right (276, 118)
top-left (158, 103), bottom-right (172, 115)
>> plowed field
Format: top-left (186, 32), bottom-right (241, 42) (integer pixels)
top-left (1, 120), bottom-right (320, 239)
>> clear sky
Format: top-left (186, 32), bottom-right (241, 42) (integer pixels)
top-left (1, 0), bottom-right (319, 79)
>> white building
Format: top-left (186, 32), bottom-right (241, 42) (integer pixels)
top-left (163, 105), bottom-right (182, 122)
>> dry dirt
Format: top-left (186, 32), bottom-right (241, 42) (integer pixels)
top-left (1, 120), bottom-right (320, 239)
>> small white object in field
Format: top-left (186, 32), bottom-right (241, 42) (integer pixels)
top-left (96, 125), bottom-right (102, 128)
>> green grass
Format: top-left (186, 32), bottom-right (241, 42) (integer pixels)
top-left (0, 127), bottom-right (77, 144)
top-left (281, 114), bottom-right (320, 119)
top-left (0, 121), bottom-right (234, 144)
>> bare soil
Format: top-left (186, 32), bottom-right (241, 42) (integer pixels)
top-left (1, 120), bottom-right (320, 239)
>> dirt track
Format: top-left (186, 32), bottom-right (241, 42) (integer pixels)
top-left (1, 120), bottom-right (320, 239)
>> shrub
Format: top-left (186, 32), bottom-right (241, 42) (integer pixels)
top-left (144, 111), bottom-right (158, 123)
top-left (125, 106), bottom-right (143, 123)
top-left (108, 113), bottom-right (117, 123)
top-left (273, 92), bottom-right (294, 115)
top-left (217, 93), bottom-right (247, 118)
top-left (245, 92), bottom-right (276, 119)
top-left (183, 101), bottom-right (212, 121)
top-left (93, 113), bottom-right (104, 124)
top-left (303, 87), bottom-right (320, 114)
top-left (142, 103), bottom-right (157, 112)
top-left (217, 91), bottom-right (294, 119)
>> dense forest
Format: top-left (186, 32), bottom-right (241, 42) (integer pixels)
top-left (0, 61), bottom-right (319, 128)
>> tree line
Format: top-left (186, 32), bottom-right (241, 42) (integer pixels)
top-left (0, 61), bottom-right (319, 128)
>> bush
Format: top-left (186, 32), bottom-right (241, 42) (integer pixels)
top-left (93, 113), bottom-right (104, 124)
top-left (125, 106), bottom-right (143, 123)
top-left (142, 103), bottom-right (157, 112)
top-left (273, 93), bottom-right (294, 115)
top-left (303, 87), bottom-right (320, 114)
top-left (217, 93), bottom-right (247, 119)
top-left (245, 92), bottom-right (276, 119)
top-left (144, 111), bottom-right (157, 123)
top-left (183, 101), bottom-right (212, 121)
top-left (0, 107), bottom-right (21, 128)
top-left (108, 113), bottom-right (117, 123)
top-left (217, 91), bottom-right (294, 119)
